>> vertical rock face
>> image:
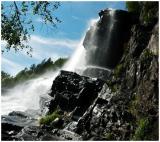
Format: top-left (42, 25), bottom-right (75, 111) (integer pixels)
top-left (83, 9), bottom-right (132, 69)
top-left (106, 3), bottom-right (159, 139)
top-left (147, 23), bottom-right (159, 55)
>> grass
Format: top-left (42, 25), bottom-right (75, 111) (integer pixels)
top-left (39, 110), bottom-right (60, 125)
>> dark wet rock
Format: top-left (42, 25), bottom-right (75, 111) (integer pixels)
top-left (65, 121), bottom-right (78, 132)
top-left (139, 2), bottom-right (158, 29)
top-left (1, 123), bottom-right (23, 140)
top-left (83, 66), bottom-right (112, 81)
top-left (15, 126), bottom-right (40, 140)
top-left (39, 95), bottom-right (53, 115)
top-left (58, 129), bottom-right (82, 140)
top-left (8, 111), bottom-right (29, 119)
top-left (127, 25), bottom-right (152, 58)
top-left (14, 126), bottom-right (65, 141)
top-left (9, 70), bottom-right (105, 141)
top-left (72, 107), bottom-right (85, 121)
top-left (83, 9), bottom-right (132, 69)
top-left (1, 110), bottom-right (39, 141)
top-left (147, 23), bottom-right (159, 55)
top-left (107, 7), bottom-right (158, 139)
top-left (125, 61), bottom-right (137, 89)
top-left (50, 118), bottom-right (64, 128)
top-left (75, 91), bottom-right (135, 140)
top-left (2, 111), bottom-right (38, 128)
top-left (48, 70), bottom-right (104, 118)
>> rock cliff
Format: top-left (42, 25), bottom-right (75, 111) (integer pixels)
top-left (83, 9), bottom-right (132, 69)
top-left (2, 2), bottom-right (158, 141)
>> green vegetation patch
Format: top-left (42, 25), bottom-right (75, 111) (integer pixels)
top-left (104, 133), bottom-right (115, 140)
top-left (126, 2), bottom-right (141, 14)
top-left (140, 49), bottom-right (153, 70)
top-left (1, 58), bottom-right (67, 89)
top-left (141, 2), bottom-right (158, 24)
top-left (132, 118), bottom-right (150, 140)
top-left (142, 49), bottom-right (153, 59)
top-left (128, 94), bottom-right (140, 117)
top-left (110, 84), bottom-right (118, 93)
top-left (113, 64), bottom-right (124, 78)
top-left (126, 2), bottom-right (158, 24)
top-left (39, 110), bottom-right (61, 125)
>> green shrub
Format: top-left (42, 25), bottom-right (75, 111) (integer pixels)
top-left (126, 2), bottom-right (141, 14)
top-left (141, 2), bottom-right (158, 24)
top-left (132, 118), bottom-right (150, 140)
top-left (143, 49), bottom-right (153, 59)
top-left (114, 64), bottom-right (123, 78)
top-left (39, 110), bottom-right (60, 125)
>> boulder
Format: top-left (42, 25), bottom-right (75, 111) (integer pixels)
top-left (1, 123), bottom-right (22, 140)
top-left (48, 70), bottom-right (104, 118)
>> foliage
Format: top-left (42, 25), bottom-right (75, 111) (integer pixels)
top-left (113, 64), bottom-right (123, 78)
top-left (129, 94), bottom-right (157, 140)
top-left (143, 49), bottom-right (153, 59)
top-left (1, 1), bottom-right (61, 55)
top-left (39, 110), bottom-right (61, 125)
top-left (1, 58), bottom-right (67, 89)
top-left (1, 71), bottom-right (11, 81)
top-left (126, 2), bottom-right (158, 25)
top-left (140, 2), bottom-right (158, 24)
top-left (1, 71), bottom-right (15, 88)
top-left (132, 118), bottom-right (150, 140)
top-left (126, 2), bottom-right (141, 14)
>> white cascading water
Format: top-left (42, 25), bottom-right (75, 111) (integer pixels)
top-left (63, 18), bottom-right (99, 74)
top-left (105, 10), bottom-right (115, 47)
top-left (1, 18), bottom-right (99, 115)
top-left (63, 39), bottom-right (86, 73)
top-left (1, 71), bottom-right (59, 115)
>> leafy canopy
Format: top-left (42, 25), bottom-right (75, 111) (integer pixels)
top-left (1, 58), bottom-right (67, 89)
top-left (1, 1), bottom-right (61, 56)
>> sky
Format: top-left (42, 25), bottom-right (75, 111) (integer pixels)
top-left (1, 1), bottom-right (126, 76)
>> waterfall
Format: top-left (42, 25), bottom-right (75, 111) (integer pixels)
top-left (63, 18), bottom-right (99, 74)
top-left (1, 9), bottom-right (130, 115)
top-left (83, 9), bottom-right (116, 69)
top-left (1, 18), bottom-right (99, 115)
top-left (62, 39), bottom-right (86, 73)
top-left (1, 71), bottom-right (59, 115)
